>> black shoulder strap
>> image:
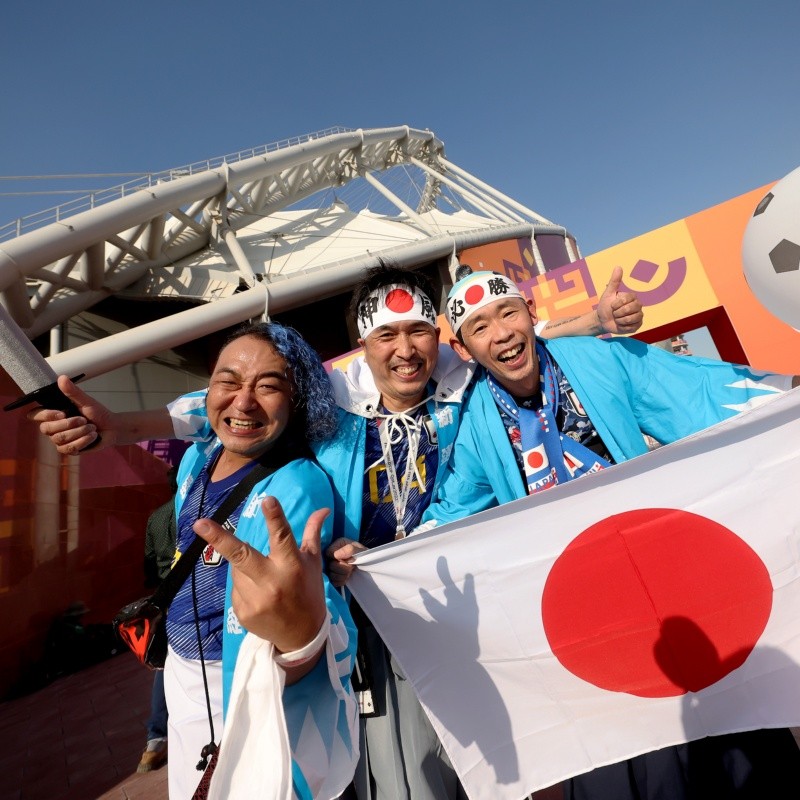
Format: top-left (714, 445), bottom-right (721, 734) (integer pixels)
top-left (150, 459), bottom-right (275, 610)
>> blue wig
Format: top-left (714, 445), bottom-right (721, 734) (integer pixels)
top-left (221, 322), bottom-right (339, 443)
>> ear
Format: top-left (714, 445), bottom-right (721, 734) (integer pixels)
top-left (357, 338), bottom-right (366, 350)
top-left (451, 337), bottom-right (473, 363)
top-left (526, 299), bottom-right (538, 327)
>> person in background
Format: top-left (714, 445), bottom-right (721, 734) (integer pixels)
top-left (137, 467), bottom-right (178, 774)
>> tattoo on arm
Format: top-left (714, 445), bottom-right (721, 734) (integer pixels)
top-left (542, 316), bottom-right (580, 331)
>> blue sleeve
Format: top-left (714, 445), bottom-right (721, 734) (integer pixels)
top-left (221, 461), bottom-right (358, 795)
top-left (553, 337), bottom-right (792, 454)
top-left (422, 414), bottom-right (500, 527)
top-left (421, 382), bottom-right (525, 527)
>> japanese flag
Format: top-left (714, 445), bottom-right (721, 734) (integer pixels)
top-left (522, 443), bottom-right (549, 478)
top-left (349, 388), bottom-right (800, 800)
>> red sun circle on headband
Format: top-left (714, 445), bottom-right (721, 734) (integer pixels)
top-left (385, 288), bottom-right (414, 313)
top-left (541, 508), bottom-right (772, 698)
top-left (464, 285), bottom-right (485, 306)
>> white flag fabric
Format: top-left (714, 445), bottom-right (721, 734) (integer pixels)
top-left (348, 387), bottom-right (800, 800)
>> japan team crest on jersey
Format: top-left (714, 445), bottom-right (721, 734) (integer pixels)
top-left (523, 444), bottom-right (558, 493)
top-left (202, 543), bottom-right (223, 566)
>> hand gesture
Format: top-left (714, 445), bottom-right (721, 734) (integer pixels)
top-left (26, 375), bottom-right (110, 453)
top-left (194, 496), bottom-right (328, 657)
top-left (596, 266), bottom-right (644, 335)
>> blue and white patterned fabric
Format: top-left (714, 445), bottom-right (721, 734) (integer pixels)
top-left (317, 344), bottom-right (473, 542)
top-left (168, 449), bottom-right (257, 659)
top-left (423, 334), bottom-right (794, 526)
top-left (487, 342), bottom-right (611, 494)
top-left (172, 434), bottom-right (358, 799)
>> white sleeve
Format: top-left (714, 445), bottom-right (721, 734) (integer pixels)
top-left (166, 389), bottom-right (215, 441)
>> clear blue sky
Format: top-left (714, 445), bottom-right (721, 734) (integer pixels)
top-left (2, 0), bottom-right (798, 258)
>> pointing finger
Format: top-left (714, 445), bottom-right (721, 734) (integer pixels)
top-left (298, 507), bottom-right (331, 559)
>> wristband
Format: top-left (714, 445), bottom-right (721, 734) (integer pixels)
top-left (273, 613), bottom-right (331, 667)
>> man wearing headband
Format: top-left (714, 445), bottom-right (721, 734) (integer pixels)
top-left (421, 269), bottom-right (800, 800)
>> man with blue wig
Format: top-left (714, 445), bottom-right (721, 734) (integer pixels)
top-left (32, 322), bottom-right (359, 800)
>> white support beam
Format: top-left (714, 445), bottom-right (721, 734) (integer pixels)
top-left (31, 253), bottom-right (82, 309)
top-left (1, 280), bottom-right (34, 327)
top-left (44, 222), bottom-right (533, 378)
top-left (409, 157), bottom-right (516, 223)
top-left (439, 156), bottom-right (556, 226)
top-left (221, 225), bottom-right (259, 287)
top-left (0, 171), bottom-right (225, 287)
top-left (84, 242), bottom-right (106, 289)
top-left (143, 215), bottom-right (166, 260)
top-left (362, 171), bottom-right (437, 236)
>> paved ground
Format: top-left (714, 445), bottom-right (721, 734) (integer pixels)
top-left (2, 652), bottom-right (168, 800)
top-left (0, 649), bottom-right (562, 800)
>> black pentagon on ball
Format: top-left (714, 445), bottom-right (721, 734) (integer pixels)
top-left (769, 239), bottom-right (800, 274)
top-left (753, 192), bottom-right (774, 216)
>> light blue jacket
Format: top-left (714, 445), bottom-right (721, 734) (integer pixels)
top-left (314, 344), bottom-right (474, 541)
top-left (174, 440), bottom-right (357, 799)
top-left (423, 335), bottom-right (792, 525)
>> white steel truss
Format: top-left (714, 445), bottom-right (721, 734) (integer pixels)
top-left (0, 126), bottom-right (575, 378)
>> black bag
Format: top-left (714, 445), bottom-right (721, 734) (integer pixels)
top-left (113, 596), bottom-right (169, 669)
top-left (113, 458), bottom-right (276, 670)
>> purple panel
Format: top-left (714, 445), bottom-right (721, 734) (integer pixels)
top-left (536, 234), bottom-right (571, 271)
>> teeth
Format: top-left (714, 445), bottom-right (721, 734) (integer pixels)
top-left (498, 345), bottom-right (523, 363)
top-left (229, 419), bottom-right (259, 430)
top-left (395, 365), bottom-right (418, 376)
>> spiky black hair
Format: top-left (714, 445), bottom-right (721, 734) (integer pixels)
top-left (348, 259), bottom-right (437, 323)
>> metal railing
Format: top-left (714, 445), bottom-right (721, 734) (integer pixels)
top-left (0, 126), bottom-right (354, 243)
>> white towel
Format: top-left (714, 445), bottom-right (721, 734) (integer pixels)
top-left (207, 632), bottom-right (292, 800)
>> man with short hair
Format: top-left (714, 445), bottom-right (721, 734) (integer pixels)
top-left (421, 268), bottom-right (800, 800)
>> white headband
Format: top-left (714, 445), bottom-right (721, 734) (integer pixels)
top-left (356, 284), bottom-right (437, 338)
top-left (446, 271), bottom-right (524, 333)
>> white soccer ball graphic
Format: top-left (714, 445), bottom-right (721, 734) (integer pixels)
top-left (742, 165), bottom-right (800, 330)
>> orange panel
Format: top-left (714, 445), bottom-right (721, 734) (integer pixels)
top-left (685, 184), bottom-right (800, 374)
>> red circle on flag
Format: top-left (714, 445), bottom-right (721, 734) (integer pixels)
top-left (385, 288), bottom-right (414, 313)
top-left (527, 451), bottom-right (545, 470)
top-left (541, 508), bottom-right (772, 698)
top-left (464, 285), bottom-right (485, 306)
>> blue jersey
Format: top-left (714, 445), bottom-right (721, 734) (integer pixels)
top-left (359, 404), bottom-right (439, 548)
top-left (166, 448), bottom-right (257, 660)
